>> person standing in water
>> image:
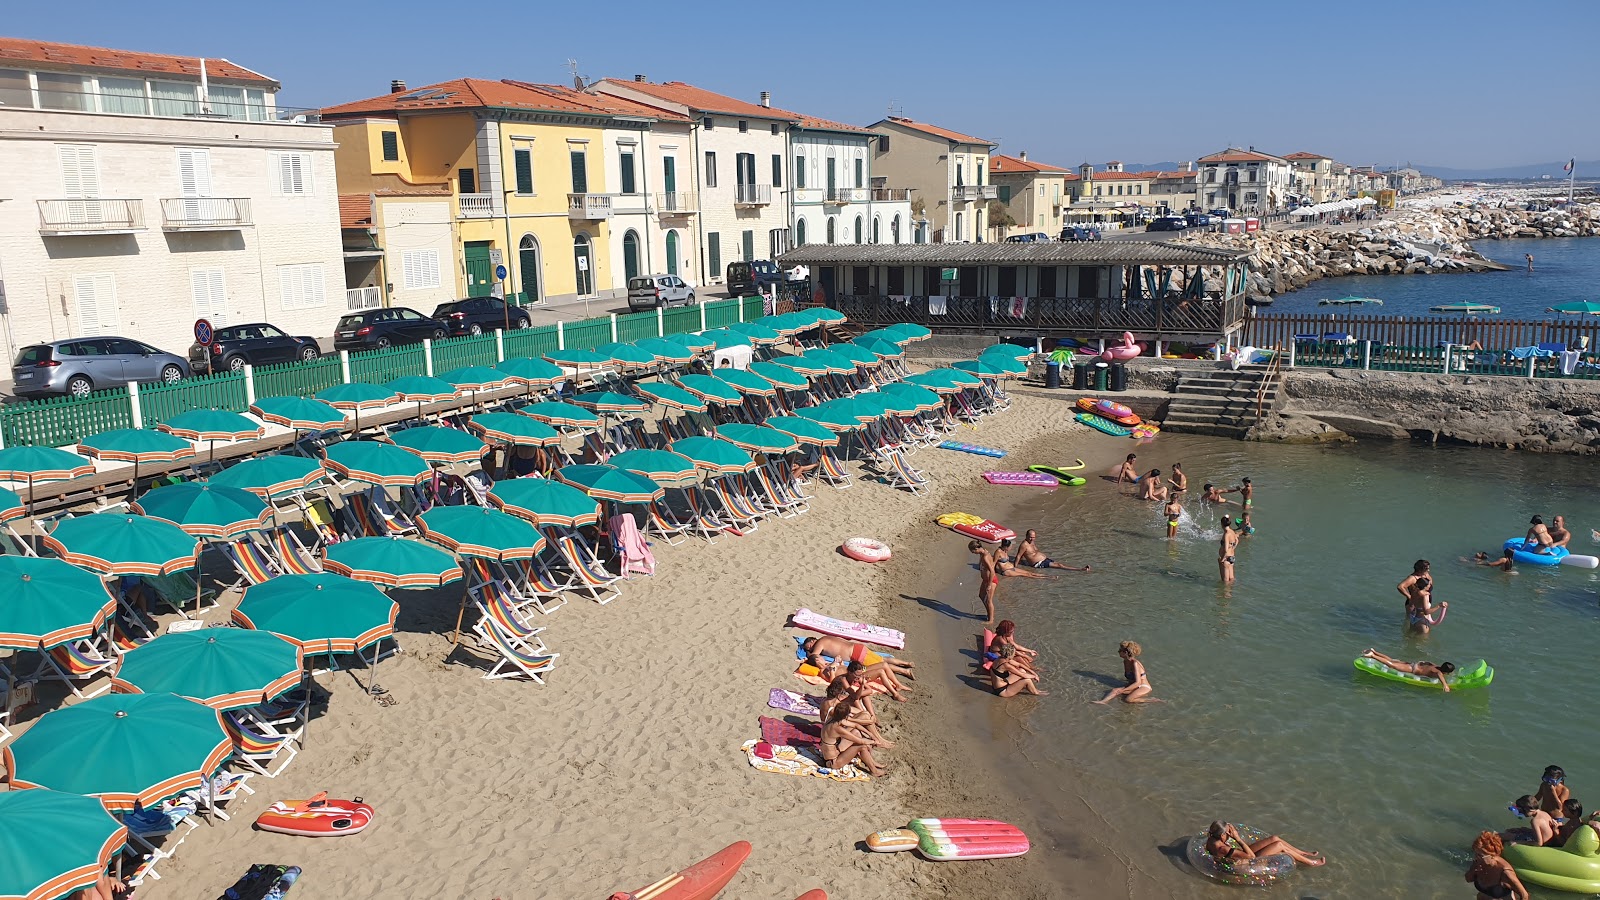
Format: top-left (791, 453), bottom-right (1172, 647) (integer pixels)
top-left (1224, 476), bottom-right (1253, 508)
top-left (1168, 462), bottom-right (1187, 494)
top-left (1218, 516), bottom-right (1239, 583)
top-left (1526, 253), bottom-right (1535, 272)
top-left (1164, 495), bottom-right (1184, 539)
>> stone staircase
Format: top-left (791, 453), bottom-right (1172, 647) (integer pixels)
top-left (1161, 367), bottom-right (1282, 438)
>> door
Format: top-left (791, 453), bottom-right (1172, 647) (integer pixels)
top-left (622, 230), bottom-right (641, 282)
top-left (826, 157), bottom-right (836, 195)
top-left (573, 234), bottom-right (593, 296)
top-left (257, 324), bottom-right (295, 363)
top-left (464, 241), bottom-right (494, 295)
top-left (394, 308), bottom-right (432, 342)
top-left (665, 230), bottom-right (679, 276)
top-left (662, 157), bottom-right (677, 207)
top-left (518, 235), bottom-right (541, 305)
top-left (741, 230), bottom-right (754, 263)
top-left (77, 339), bottom-right (125, 383)
top-left (107, 338), bottom-right (159, 381)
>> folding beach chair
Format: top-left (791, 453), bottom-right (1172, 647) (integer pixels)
top-left (578, 430), bottom-right (613, 464)
top-left (0, 521), bottom-right (36, 556)
top-left (142, 568), bottom-right (216, 617)
top-left (466, 557), bottom-right (566, 617)
top-left (267, 528), bottom-right (322, 575)
top-left (710, 477), bottom-right (764, 530)
top-left (644, 498), bottom-right (692, 547)
top-left (951, 390), bottom-right (984, 424)
top-left (817, 449), bottom-right (853, 489)
top-left (472, 612), bottom-right (560, 683)
top-left (679, 488), bottom-right (728, 542)
top-left (36, 633), bottom-right (116, 698)
top-left (296, 494), bottom-right (346, 545)
top-left (751, 466), bottom-right (803, 518)
top-left (879, 448), bottom-right (932, 496)
top-left (472, 583), bottom-right (549, 653)
top-left (121, 799), bottom-right (202, 887)
top-left (364, 487), bottom-right (419, 535)
top-left (215, 536), bottom-right (282, 589)
top-left (233, 688), bottom-right (310, 744)
top-left (547, 532), bottom-right (623, 605)
top-left (226, 712), bottom-right (300, 778)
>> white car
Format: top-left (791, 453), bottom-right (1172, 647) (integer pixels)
top-left (628, 274), bottom-right (696, 310)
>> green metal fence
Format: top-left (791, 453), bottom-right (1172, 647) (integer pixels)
top-left (615, 311), bottom-right (660, 343)
top-left (0, 388), bottom-right (134, 449)
top-left (661, 305), bottom-right (700, 336)
top-left (138, 372), bottom-right (249, 428)
top-left (703, 299), bottom-right (740, 330)
top-left (562, 318), bottom-right (611, 351)
top-left (349, 344), bottom-right (426, 385)
top-left (741, 295), bottom-right (764, 321)
top-left (503, 325), bottom-right (559, 360)
top-left (431, 333), bottom-right (499, 372)
top-left (252, 356), bottom-right (344, 399)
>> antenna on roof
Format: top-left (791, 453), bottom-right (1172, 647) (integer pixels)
top-left (566, 59), bottom-right (587, 90)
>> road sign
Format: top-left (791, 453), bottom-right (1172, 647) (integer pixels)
top-left (495, 264), bottom-right (508, 280)
top-left (577, 256), bottom-right (589, 271)
top-left (488, 248), bottom-right (504, 267)
top-left (194, 318), bottom-right (214, 344)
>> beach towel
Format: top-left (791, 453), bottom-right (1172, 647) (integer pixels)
top-left (927, 295), bottom-right (948, 316)
top-left (759, 715), bottom-right (821, 746)
top-left (740, 739), bottom-right (869, 782)
top-left (608, 513), bottom-right (655, 576)
top-left (1010, 296), bottom-right (1027, 318)
top-left (768, 688), bottom-right (821, 719)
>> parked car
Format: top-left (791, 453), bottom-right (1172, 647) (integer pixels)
top-left (1004, 232), bottom-right (1051, 243)
top-left (431, 296), bottom-right (533, 336)
top-left (1209, 207), bottom-right (1232, 219)
top-left (13, 338), bottom-right (189, 398)
top-left (1185, 212), bottom-right (1214, 228)
top-left (627, 275), bottom-right (697, 310)
top-left (1146, 216), bottom-right (1189, 232)
top-left (1060, 226), bottom-right (1102, 242)
top-left (188, 323), bottom-right (320, 375)
top-left (333, 307), bottom-right (448, 351)
top-left (725, 260), bottom-right (783, 296)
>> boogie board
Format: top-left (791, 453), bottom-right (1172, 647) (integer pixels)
top-left (1075, 412), bottom-right (1132, 437)
top-left (609, 840), bottom-right (752, 900)
top-left (982, 471), bottom-right (1059, 488)
top-left (1353, 656), bottom-right (1493, 690)
top-left (937, 441), bottom-right (1007, 458)
top-left (1027, 464), bottom-right (1087, 486)
top-left (255, 794), bottom-right (373, 837)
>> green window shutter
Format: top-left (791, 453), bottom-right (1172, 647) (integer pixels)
top-left (771, 154), bottom-right (782, 188)
top-left (514, 149), bottom-right (533, 194)
top-left (708, 233), bottom-right (721, 277)
top-left (795, 156), bottom-right (806, 189)
top-left (663, 156), bottom-right (677, 193)
top-left (459, 168), bottom-right (476, 194)
top-left (854, 158), bottom-right (863, 188)
top-left (998, 185), bottom-right (1012, 203)
top-left (742, 230), bottom-right (754, 262)
top-left (570, 150), bottom-right (587, 193)
top-left (620, 151), bottom-right (636, 194)
top-left (380, 131), bottom-right (399, 161)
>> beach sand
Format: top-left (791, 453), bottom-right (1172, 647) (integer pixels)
top-left (136, 385), bottom-right (1119, 899)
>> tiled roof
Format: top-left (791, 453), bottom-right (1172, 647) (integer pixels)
top-left (1199, 149), bottom-right (1284, 163)
top-left (338, 195), bottom-right (372, 229)
top-left (0, 36), bottom-right (276, 86)
top-left (1284, 151), bottom-right (1331, 160)
top-left (874, 116), bottom-right (992, 146)
top-left (990, 154), bottom-right (1068, 174)
top-left (594, 79), bottom-right (798, 121)
top-left (780, 241), bottom-right (1248, 267)
top-left (1151, 170), bottom-right (1196, 180)
top-left (792, 113), bottom-right (868, 133)
top-left (322, 79), bottom-right (686, 120)
top-left (1088, 170), bottom-right (1155, 180)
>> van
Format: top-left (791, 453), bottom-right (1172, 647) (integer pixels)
top-left (726, 260), bottom-right (782, 296)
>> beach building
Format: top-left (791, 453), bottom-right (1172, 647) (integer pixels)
top-left (1146, 166), bottom-right (1199, 214)
top-left (0, 37), bottom-right (342, 358)
top-left (866, 117), bottom-right (996, 244)
top-left (787, 113), bottom-right (912, 249)
top-left (988, 153), bottom-right (1070, 239)
top-left (1197, 148), bottom-right (1293, 214)
top-left (1064, 162), bottom-right (1151, 224)
top-left (591, 78), bottom-right (793, 285)
top-left (1285, 151), bottom-right (1342, 204)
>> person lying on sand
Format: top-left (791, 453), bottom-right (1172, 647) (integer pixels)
top-left (1205, 821), bottom-right (1326, 867)
top-left (1093, 641), bottom-right (1161, 704)
top-left (1360, 649), bottom-right (1458, 692)
top-left (819, 705), bottom-right (888, 777)
top-left (995, 539), bottom-right (1053, 579)
top-left (803, 636), bottom-right (914, 678)
top-left (818, 658), bottom-right (912, 702)
top-left (1017, 530), bottom-right (1090, 571)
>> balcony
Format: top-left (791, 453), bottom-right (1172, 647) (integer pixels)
top-left (952, 185), bottom-right (998, 202)
top-left (734, 184), bottom-right (773, 206)
top-left (458, 194), bottom-right (496, 218)
top-left (160, 198), bottom-right (252, 231)
top-left (346, 286), bottom-right (384, 310)
top-left (825, 187), bottom-right (869, 204)
top-left (568, 193), bottom-right (614, 220)
top-left (654, 191), bottom-right (699, 215)
top-left (37, 199), bottom-right (144, 235)
top-left (872, 188), bottom-right (911, 202)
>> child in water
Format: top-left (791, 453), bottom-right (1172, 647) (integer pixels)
top-left (1200, 483), bottom-right (1231, 505)
top-left (1164, 495), bottom-right (1183, 539)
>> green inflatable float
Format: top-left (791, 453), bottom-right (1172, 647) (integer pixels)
top-left (1351, 657), bottom-right (1494, 690)
top-left (1027, 461), bottom-right (1086, 486)
top-left (1504, 823), bottom-right (1600, 893)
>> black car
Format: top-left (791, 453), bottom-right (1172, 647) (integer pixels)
top-left (431, 296), bottom-right (532, 336)
top-left (1146, 216), bottom-right (1188, 232)
top-left (1060, 226), bottom-right (1102, 242)
top-left (333, 307), bottom-right (448, 351)
top-left (725, 260), bottom-right (783, 296)
top-left (188, 322), bottom-right (320, 374)
top-left (1185, 213), bottom-right (1214, 228)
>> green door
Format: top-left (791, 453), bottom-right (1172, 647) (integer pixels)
top-left (518, 238), bottom-right (540, 305)
top-left (666, 230), bottom-right (679, 276)
top-left (464, 241), bottom-right (493, 295)
top-left (623, 231), bottom-right (641, 281)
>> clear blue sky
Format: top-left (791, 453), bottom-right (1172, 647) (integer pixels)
top-left (11, 0), bottom-right (1598, 171)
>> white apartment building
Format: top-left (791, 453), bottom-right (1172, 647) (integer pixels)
top-left (0, 37), bottom-right (342, 358)
top-left (592, 78), bottom-right (793, 284)
top-left (592, 113), bottom-right (701, 288)
top-left (790, 116), bottom-right (912, 249)
top-left (867, 117), bottom-right (996, 243)
top-left (1197, 148), bottom-right (1293, 215)
top-left (1285, 152), bottom-right (1343, 204)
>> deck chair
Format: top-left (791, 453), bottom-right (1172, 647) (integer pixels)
top-left (680, 488), bottom-right (727, 542)
top-left (880, 448), bottom-right (932, 496)
top-left (473, 584), bottom-right (549, 653)
top-left (644, 499), bottom-right (692, 546)
top-left (234, 689), bottom-right (310, 744)
top-left (142, 568), bottom-right (216, 616)
top-left (472, 612), bottom-right (560, 683)
top-left (951, 390), bottom-right (984, 423)
top-left (37, 634), bottom-right (116, 697)
top-left (298, 494), bottom-right (345, 544)
top-left (121, 799), bottom-right (202, 887)
top-left (267, 529), bottom-right (322, 575)
top-left (766, 461), bottom-right (811, 512)
top-left (468, 557), bottom-right (566, 617)
top-left (578, 431), bottom-right (613, 463)
top-left (364, 487), bottom-right (418, 535)
top-left (0, 522), bottom-right (37, 556)
top-left (179, 771), bottom-right (255, 822)
top-left (710, 477), bottom-right (763, 530)
top-left (817, 449), bottom-right (853, 489)
top-left (215, 536), bottom-right (282, 588)
top-left (548, 533), bottom-right (622, 605)
top-left (751, 466), bottom-right (803, 518)
top-left (226, 711), bottom-right (299, 777)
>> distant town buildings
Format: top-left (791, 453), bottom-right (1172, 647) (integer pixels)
top-left (867, 117), bottom-right (996, 244)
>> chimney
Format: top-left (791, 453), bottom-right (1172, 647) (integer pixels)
top-left (1019, 151), bottom-right (1027, 162)
top-left (1183, 161), bottom-right (1193, 172)
top-left (760, 90), bottom-right (771, 108)
top-left (634, 74), bottom-right (647, 82)
top-left (390, 79), bottom-right (406, 94)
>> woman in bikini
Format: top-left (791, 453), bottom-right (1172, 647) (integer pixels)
top-left (1464, 831), bottom-right (1529, 899)
top-left (991, 640), bottom-right (1047, 698)
top-left (995, 539), bottom-right (1051, 579)
top-left (820, 677), bottom-right (895, 748)
top-left (1360, 649), bottom-right (1458, 691)
top-left (1204, 821), bottom-right (1325, 868)
top-left (1404, 575), bottom-right (1447, 633)
top-left (1093, 641), bottom-right (1160, 704)
top-left (818, 703), bottom-right (887, 777)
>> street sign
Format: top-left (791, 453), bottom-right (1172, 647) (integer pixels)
top-left (194, 318), bottom-right (214, 345)
top-left (495, 264), bottom-right (508, 281)
top-left (940, 268), bottom-right (958, 282)
top-left (577, 256), bottom-right (589, 271)
top-left (488, 249), bottom-right (504, 267)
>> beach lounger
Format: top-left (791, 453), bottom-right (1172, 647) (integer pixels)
top-left (468, 557), bottom-right (566, 617)
top-left (644, 499), bottom-right (692, 547)
top-left (36, 634), bottom-right (116, 697)
top-left (215, 536), bottom-right (282, 589)
top-left (472, 613), bottom-right (559, 683)
top-left (267, 529), bottom-right (322, 575)
top-left (0, 523), bottom-right (37, 557)
top-left (296, 494), bottom-right (345, 544)
top-left (880, 448), bottom-right (932, 496)
top-left (579, 431), bottom-right (613, 463)
top-left (121, 798), bottom-right (202, 886)
top-left (226, 711), bottom-right (300, 778)
top-left (473, 584), bottom-right (549, 653)
top-left (234, 689), bottom-right (310, 744)
top-left (365, 487), bottom-right (419, 535)
top-left (680, 488), bottom-right (728, 542)
top-left (548, 533), bottom-right (622, 605)
top-left (710, 478), bottom-right (763, 531)
top-left (817, 450), bottom-right (853, 490)
top-left (751, 467), bottom-right (803, 518)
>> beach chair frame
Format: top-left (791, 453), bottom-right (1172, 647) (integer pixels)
top-left (472, 613), bottom-right (560, 683)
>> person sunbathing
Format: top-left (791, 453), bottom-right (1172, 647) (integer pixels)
top-left (991, 640), bottom-right (1046, 698)
top-left (1205, 821), bottom-right (1326, 867)
top-left (803, 635), bottom-right (914, 678)
top-left (70, 874), bottom-right (126, 900)
top-left (1360, 649), bottom-right (1458, 691)
top-left (819, 677), bottom-right (894, 748)
top-left (995, 539), bottom-right (1052, 579)
top-left (819, 705), bottom-right (888, 777)
top-left (841, 659), bottom-right (912, 702)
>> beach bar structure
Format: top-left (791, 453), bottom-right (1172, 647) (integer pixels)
top-left (777, 242), bottom-right (1253, 345)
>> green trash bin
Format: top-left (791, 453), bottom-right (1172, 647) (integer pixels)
top-left (1092, 362), bottom-right (1110, 392)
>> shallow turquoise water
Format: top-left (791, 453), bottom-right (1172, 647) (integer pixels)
top-left (946, 433), bottom-right (1600, 898)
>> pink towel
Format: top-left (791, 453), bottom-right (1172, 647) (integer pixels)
top-left (609, 513), bottom-right (655, 576)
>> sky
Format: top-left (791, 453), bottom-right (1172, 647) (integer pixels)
top-left (9, 0), bottom-right (1599, 171)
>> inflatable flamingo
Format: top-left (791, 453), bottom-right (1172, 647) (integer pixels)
top-left (1102, 332), bottom-right (1142, 362)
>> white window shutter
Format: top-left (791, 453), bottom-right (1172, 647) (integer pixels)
top-left (60, 146), bottom-right (99, 198)
top-left (75, 274), bottom-right (117, 336)
top-left (178, 149), bottom-right (212, 197)
top-left (306, 265), bottom-right (325, 307)
top-left (279, 266), bottom-right (298, 309)
top-left (423, 250), bottom-right (439, 288)
top-left (191, 269), bottom-right (227, 324)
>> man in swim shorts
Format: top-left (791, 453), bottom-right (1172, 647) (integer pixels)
top-left (1016, 529), bottom-right (1090, 572)
top-left (803, 635), bottom-right (914, 677)
top-left (1224, 477), bottom-right (1253, 507)
top-left (970, 540), bottom-right (999, 624)
top-left (1116, 453), bottom-right (1138, 485)
top-left (995, 538), bottom-right (1053, 579)
top-left (1218, 516), bottom-right (1238, 584)
top-left (1549, 515), bottom-right (1572, 549)
top-left (1525, 515), bottom-right (1555, 554)
top-left (1168, 462), bottom-right (1187, 494)
top-left (1164, 496), bottom-right (1183, 539)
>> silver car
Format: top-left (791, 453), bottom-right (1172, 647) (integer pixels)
top-left (12, 337), bottom-right (189, 398)
top-left (627, 274), bottom-right (696, 310)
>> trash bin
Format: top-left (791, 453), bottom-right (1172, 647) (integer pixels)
top-left (1109, 362), bottom-right (1128, 392)
top-left (1071, 362), bottom-right (1090, 390)
top-left (1044, 361), bottom-right (1062, 389)
top-left (1092, 362), bottom-right (1110, 392)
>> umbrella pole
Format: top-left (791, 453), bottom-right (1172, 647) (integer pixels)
top-left (131, 459), bottom-right (140, 503)
top-left (451, 588), bottom-right (468, 645)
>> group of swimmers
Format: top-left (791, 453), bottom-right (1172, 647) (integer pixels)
top-left (1467, 766), bottom-right (1600, 899)
top-left (799, 634), bottom-right (916, 778)
top-left (966, 529), bottom-right (1088, 625)
top-left (1116, 453), bottom-right (1257, 583)
top-left (1472, 515), bottom-right (1574, 571)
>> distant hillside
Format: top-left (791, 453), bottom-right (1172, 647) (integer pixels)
top-left (1418, 160), bottom-right (1600, 181)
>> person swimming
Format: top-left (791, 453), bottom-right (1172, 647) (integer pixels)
top-left (1164, 496), bottom-right (1183, 539)
top-left (1535, 765), bottom-right (1571, 817)
top-left (1464, 831), bottom-right (1528, 900)
top-left (1510, 795), bottom-right (1559, 846)
top-left (1200, 483), bottom-right (1231, 505)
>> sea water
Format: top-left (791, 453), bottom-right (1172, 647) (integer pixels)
top-left (941, 433), bottom-right (1600, 899)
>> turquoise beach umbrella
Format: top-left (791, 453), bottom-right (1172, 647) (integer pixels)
top-left (728, 322), bottom-right (784, 344)
top-left (324, 536), bottom-right (464, 589)
top-left (0, 555), bottom-right (115, 650)
top-left (920, 366), bottom-right (984, 388)
top-left (797, 400), bottom-right (869, 432)
top-left (571, 391), bottom-right (650, 414)
top-left (634, 381), bottom-right (708, 412)
top-left (800, 348), bottom-right (857, 374)
top-left (495, 357), bottom-right (565, 386)
top-left (42, 512), bottom-right (199, 577)
top-left (767, 353), bottom-right (829, 376)
top-left (748, 361), bottom-right (810, 390)
top-left (676, 374), bottom-right (744, 405)
top-left (981, 343), bottom-right (1033, 362)
top-left (878, 382), bottom-right (944, 413)
top-left (417, 505), bottom-right (546, 561)
top-left (827, 343), bottom-right (882, 368)
top-left (110, 628), bottom-right (303, 710)
top-left (844, 394), bottom-right (892, 421)
top-left (1547, 301), bottom-right (1600, 315)
top-left (633, 338), bottom-right (697, 365)
top-left (0, 788), bottom-right (127, 900)
top-left (467, 412), bottom-right (563, 447)
top-left (664, 332), bottom-right (715, 352)
top-left (0, 446), bottom-right (95, 484)
top-left (323, 440), bottom-right (431, 487)
top-left (76, 428), bottom-right (194, 465)
top-left (207, 455), bottom-right (327, 499)
top-left (232, 572), bottom-right (397, 655)
top-left (316, 381), bottom-right (399, 410)
top-left (857, 328), bottom-right (912, 347)
top-left (713, 368), bottom-right (779, 397)
top-left (714, 423), bottom-right (799, 454)
top-left (853, 337), bottom-right (905, 359)
top-left (759, 312), bottom-right (810, 335)
top-left (886, 322), bottom-right (930, 341)
top-left (438, 365), bottom-right (509, 393)
top-left (132, 482), bottom-right (272, 539)
top-left (487, 477), bottom-right (601, 527)
top-left (556, 464), bottom-right (665, 504)
top-left (696, 329), bottom-right (753, 350)
top-left (387, 425), bottom-right (489, 465)
top-left (762, 415), bottom-right (841, 447)
top-left (804, 307), bottom-right (847, 324)
top-left (158, 409), bottom-right (262, 443)
top-left (385, 375), bottom-right (458, 403)
top-left (520, 400), bottom-right (602, 429)
top-left (608, 449), bottom-right (701, 487)
top-left (955, 357), bottom-right (1023, 378)
top-left (544, 348), bottom-right (610, 368)
top-left (0, 487), bottom-right (24, 524)
top-left (670, 436), bottom-right (756, 474)
top-left (249, 396), bottom-right (345, 432)
top-left (596, 342), bottom-right (659, 369)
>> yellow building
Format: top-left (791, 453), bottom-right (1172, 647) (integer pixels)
top-left (323, 79), bottom-right (689, 307)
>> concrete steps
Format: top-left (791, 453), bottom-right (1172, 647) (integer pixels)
top-left (1162, 367), bottom-right (1282, 438)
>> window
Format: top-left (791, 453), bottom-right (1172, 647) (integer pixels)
top-left (277, 263), bottom-right (327, 310)
top-left (853, 216), bottom-right (862, 244)
top-left (619, 149), bottom-right (636, 194)
top-left (569, 148), bottom-right (587, 193)
top-left (381, 131), bottom-right (399, 161)
top-left (1245, 192), bottom-right (1259, 204)
top-left (150, 80), bottom-right (198, 117)
top-left (997, 185), bottom-right (1011, 203)
top-left (707, 233), bottom-right (721, 276)
top-left (58, 145), bottom-right (100, 197)
top-left (0, 69), bottom-right (30, 108)
top-left (738, 120), bottom-right (748, 133)
top-left (826, 217), bottom-right (836, 244)
top-left (795, 155), bottom-right (806, 189)
top-left (741, 230), bottom-right (754, 262)
top-left (878, 135), bottom-right (889, 152)
top-left (735, 153), bottom-right (754, 186)
top-left (98, 77), bottom-right (147, 115)
top-left (854, 158), bottom-right (864, 189)
top-left (704, 152), bottom-right (717, 188)
top-left (872, 217), bottom-right (880, 244)
top-left (1205, 168), bottom-right (1216, 183)
top-left (891, 214), bottom-right (901, 244)
top-left (1039, 185), bottom-right (1045, 197)
top-left (976, 160), bottom-right (985, 185)
top-left (402, 249), bottom-right (441, 289)
top-left (703, 117), bottom-right (715, 130)
top-left (455, 168), bottom-right (475, 195)
top-left (769, 228), bottom-right (785, 258)
top-left (37, 72), bottom-right (88, 111)
top-left (190, 269), bottom-right (227, 324)
top-left (771, 154), bottom-right (782, 188)
top-left (514, 148), bottom-right (534, 194)
top-left (74, 274), bottom-right (119, 337)
top-left (954, 212), bottom-right (963, 240)
top-left (795, 218), bottom-right (807, 245)
top-left (277, 153), bottom-right (314, 195)
top-left (207, 84), bottom-right (248, 118)
top-left (955, 158), bottom-right (964, 187)
top-left (770, 123), bottom-right (779, 135)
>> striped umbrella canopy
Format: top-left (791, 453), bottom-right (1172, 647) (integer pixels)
top-left (695, 329), bottom-right (753, 351)
top-left (0, 789), bottom-right (127, 900)
top-left (249, 396), bottom-right (345, 431)
top-left (417, 505), bottom-right (546, 561)
top-left (42, 513), bottom-right (199, 577)
top-left (764, 311), bottom-right (813, 334)
top-left (324, 536), bottom-right (464, 589)
top-left (233, 572), bottom-right (397, 655)
top-left (747, 361), bottom-right (810, 390)
top-left (520, 400), bottom-right (602, 429)
top-left (857, 327), bottom-right (913, 347)
top-left (607, 449), bottom-right (701, 487)
top-left (669, 436), bottom-right (756, 474)
top-left (387, 425), bottom-right (488, 465)
top-left (910, 366), bottom-right (983, 388)
top-left (664, 331), bottom-right (716, 352)
top-left (76, 429), bottom-right (194, 465)
top-left (796, 400), bottom-right (869, 432)
top-left (316, 381), bottom-right (400, 410)
top-left (571, 391), bottom-right (650, 414)
top-left (596, 342), bottom-right (659, 369)
top-left (901, 373), bottom-right (961, 395)
top-left (762, 415), bottom-right (841, 447)
top-left (676, 374), bottom-right (744, 406)
top-left (556, 464), bottom-right (665, 504)
top-left (132, 483), bottom-right (272, 539)
top-left (109, 629), bottom-right (303, 710)
top-left (544, 347), bottom-right (610, 368)
top-left (877, 382), bottom-right (944, 413)
top-left (633, 338), bottom-right (697, 365)
top-left (714, 368), bottom-right (779, 397)
top-left (0, 446), bottom-right (95, 484)
top-left (827, 343), bottom-right (882, 369)
top-left (467, 412), bottom-right (563, 447)
top-left (846, 393), bottom-right (893, 421)
top-left (799, 348), bottom-right (858, 374)
top-left (496, 357), bottom-right (565, 387)
top-left (767, 353), bottom-right (831, 377)
top-left (633, 381), bottom-right (707, 412)
top-left (158, 409), bottom-right (263, 443)
top-left (0, 488), bottom-right (24, 524)
top-left (0, 555), bottom-right (115, 651)
top-left (853, 337), bottom-right (906, 359)
top-left (954, 357), bottom-right (1024, 378)
top-left (207, 455), bottom-right (327, 499)
top-left (487, 477), bottom-right (600, 527)
top-left (801, 307), bottom-right (847, 324)
top-left (714, 423), bottom-right (799, 454)
top-left (323, 440), bottom-right (431, 487)
top-left (385, 375), bottom-right (458, 403)
top-left (4, 693), bottom-right (232, 813)
top-left (981, 343), bottom-right (1034, 362)
top-left (886, 322), bottom-right (931, 341)
top-left (438, 365), bottom-right (510, 393)
top-left (728, 322), bottom-right (784, 345)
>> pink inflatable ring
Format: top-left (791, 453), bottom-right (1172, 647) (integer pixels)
top-left (842, 537), bottom-right (891, 563)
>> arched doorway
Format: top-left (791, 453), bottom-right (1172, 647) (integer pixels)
top-left (665, 230), bottom-right (680, 276)
top-left (891, 215), bottom-right (901, 244)
top-left (795, 218), bottom-right (807, 247)
top-left (826, 217), bottom-right (836, 244)
top-left (871, 216), bottom-right (880, 244)
top-left (573, 233), bottom-right (593, 296)
top-left (518, 234), bottom-right (541, 305)
top-left (622, 230), bottom-right (641, 281)
top-left (853, 215), bottom-right (863, 244)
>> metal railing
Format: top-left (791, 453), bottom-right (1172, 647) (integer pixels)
top-left (567, 193), bottom-right (613, 220)
top-left (1249, 313), bottom-right (1600, 356)
top-left (159, 197), bottom-right (252, 229)
top-left (346, 286), bottom-right (383, 310)
top-left (735, 184), bottom-right (773, 206)
top-left (872, 188), bottom-right (911, 202)
top-left (37, 198), bottom-right (144, 234)
top-left (826, 187), bottom-right (869, 203)
top-left (654, 191), bottom-right (698, 214)
top-left (952, 185), bottom-right (998, 201)
top-left (458, 194), bottom-right (496, 217)
top-left (830, 293), bottom-right (1239, 337)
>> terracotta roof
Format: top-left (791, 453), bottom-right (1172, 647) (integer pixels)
top-left (1284, 151), bottom-right (1331, 160)
top-left (0, 36), bottom-right (276, 86)
top-left (322, 79), bottom-right (686, 121)
top-left (1088, 170), bottom-right (1155, 180)
top-left (1151, 170), bottom-right (1196, 180)
top-left (791, 113), bottom-right (867, 133)
top-left (592, 79), bottom-right (797, 121)
top-left (338, 194), bottom-right (372, 229)
top-left (990, 154), bottom-right (1068, 174)
top-left (1199, 149), bottom-right (1285, 163)
top-left (874, 116), bottom-right (992, 146)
